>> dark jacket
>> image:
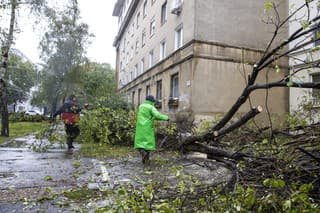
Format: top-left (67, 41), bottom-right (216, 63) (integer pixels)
top-left (54, 100), bottom-right (82, 125)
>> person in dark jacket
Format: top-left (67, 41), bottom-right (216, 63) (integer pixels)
top-left (53, 94), bottom-right (83, 149)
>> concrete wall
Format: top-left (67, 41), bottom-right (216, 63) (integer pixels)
top-left (191, 42), bottom-right (289, 122)
top-left (194, 0), bottom-right (288, 50)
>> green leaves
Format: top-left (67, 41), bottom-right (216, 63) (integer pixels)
top-left (263, 178), bottom-right (286, 188)
top-left (44, 175), bottom-right (53, 181)
top-left (300, 20), bottom-right (310, 29)
top-left (72, 161), bottom-right (81, 168)
top-left (265, 1), bottom-right (273, 12)
top-left (79, 107), bottom-right (136, 146)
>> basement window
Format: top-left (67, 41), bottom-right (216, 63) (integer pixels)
top-left (312, 74), bottom-right (320, 100)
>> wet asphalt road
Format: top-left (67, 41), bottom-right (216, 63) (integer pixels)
top-left (0, 135), bottom-right (84, 191)
top-left (0, 132), bottom-right (233, 212)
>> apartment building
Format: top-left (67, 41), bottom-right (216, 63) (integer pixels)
top-left (113, 0), bottom-right (289, 121)
top-left (289, 0), bottom-right (320, 114)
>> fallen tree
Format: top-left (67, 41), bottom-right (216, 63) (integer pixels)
top-left (156, 1), bottom-right (320, 206)
top-left (180, 1), bottom-right (320, 160)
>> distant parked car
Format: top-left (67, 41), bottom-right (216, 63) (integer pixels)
top-left (25, 110), bottom-right (41, 115)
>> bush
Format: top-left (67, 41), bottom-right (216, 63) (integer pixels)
top-left (9, 112), bottom-right (47, 122)
top-left (78, 107), bottom-right (136, 146)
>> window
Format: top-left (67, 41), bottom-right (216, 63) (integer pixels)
top-left (175, 25), bottom-right (183, 50)
top-left (173, 0), bottom-right (183, 6)
top-left (134, 64), bottom-right (138, 78)
top-left (140, 58), bottom-right (145, 73)
top-left (126, 51), bottom-right (129, 64)
top-left (150, 18), bottom-right (156, 36)
top-left (138, 89), bottom-right (142, 105)
top-left (149, 50), bottom-right (154, 68)
top-left (143, 0), bottom-right (147, 17)
top-left (135, 40), bottom-right (139, 53)
top-left (160, 40), bottom-right (166, 60)
top-left (131, 22), bottom-right (135, 37)
top-left (161, 1), bottom-right (167, 25)
top-left (132, 91), bottom-right (135, 105)
top-left (136, 12), bottom-right (140, 28)
top-left (142, 29), bottom-right (146, 47)
top-left (130, 71), bottom-right (133, 81)
top-left (171, 74), bottom-right (179, 98)
top-left (130, 45), bottom-right (134, 60)
top-left (146, 85), bottom-right (151, 97)
top-left (156, 80), bottom-right (162, 100)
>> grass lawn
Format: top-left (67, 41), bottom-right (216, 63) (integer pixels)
top-left (0, 122), bottom-right (47, 144)
top-left (79, 142), bottom-right (138, 159)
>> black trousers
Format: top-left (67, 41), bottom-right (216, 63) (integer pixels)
top-left (138, 148), bottom-right (150, 164)
top-left (65, 124), bottom-right (80, 148)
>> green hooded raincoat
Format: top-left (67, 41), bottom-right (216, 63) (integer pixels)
top-left (134, 100), bottom-right (169, 150)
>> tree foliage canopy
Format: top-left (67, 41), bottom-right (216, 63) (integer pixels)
top-left (6, 53), bottom-right (37, 105)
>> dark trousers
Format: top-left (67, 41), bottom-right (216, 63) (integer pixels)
top-left (139, 148), bottom-right (150, 164)
top-left (65, 124), bottom-right (80, 148)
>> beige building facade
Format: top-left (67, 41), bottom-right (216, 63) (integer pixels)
top-left (113, 0), bottom-right (289, 121)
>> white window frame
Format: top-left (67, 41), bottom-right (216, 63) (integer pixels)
top-left (160, 39), bottom-right (166, 60)
top-left (130, 71), bottom-right (133, 81)
top-left (149, 50), bottom-right (154, 68)
top-left (134, 64), bottom-right (138, 78)
top-left (140, 58), bottom-right (145, 74)
top-left (142, 29), bottom-right (146, 47)
top-left (143, 0), bottom-right (147, 18)
top-left (171, 74), bottom-right (179, 98)
top-left (156, 80), bottom-right (162, 100)
top-left (136, 12), bottom-right (140, 29)
top-left (174, 25), bottom-right (183, 50)
top-left (150, 18), bottom-right (156, 37)
top-left (135, 40), bottom-right (139, 53)
top-left (161, 1), bottom-right (167, 25)
top-left (146, 85), bottom-right (151, 97)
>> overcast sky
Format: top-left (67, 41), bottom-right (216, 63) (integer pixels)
top-left (12, 0), bottom-right (118, 68)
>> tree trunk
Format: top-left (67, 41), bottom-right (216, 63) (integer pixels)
top-left (0, 79), bottom-right (9, 136)
top-left (184, 142), bottom-right (248, 161)
top-left (0, 0), bottom-right (17, 137)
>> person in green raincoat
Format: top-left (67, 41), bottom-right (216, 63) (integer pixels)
top-left (134, 95), bottom-right (169, 164)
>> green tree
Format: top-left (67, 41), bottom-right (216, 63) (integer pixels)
top-left (83, 63), bottom-right (115, 99)
top-left (7, 53), bottom-right (37, 109)
top-left (34, 0), bottom-right (91, 115)
top-left (0, 0), bottom-right (48, 136)
top-left (82, 62), bottom-right (130, 109)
